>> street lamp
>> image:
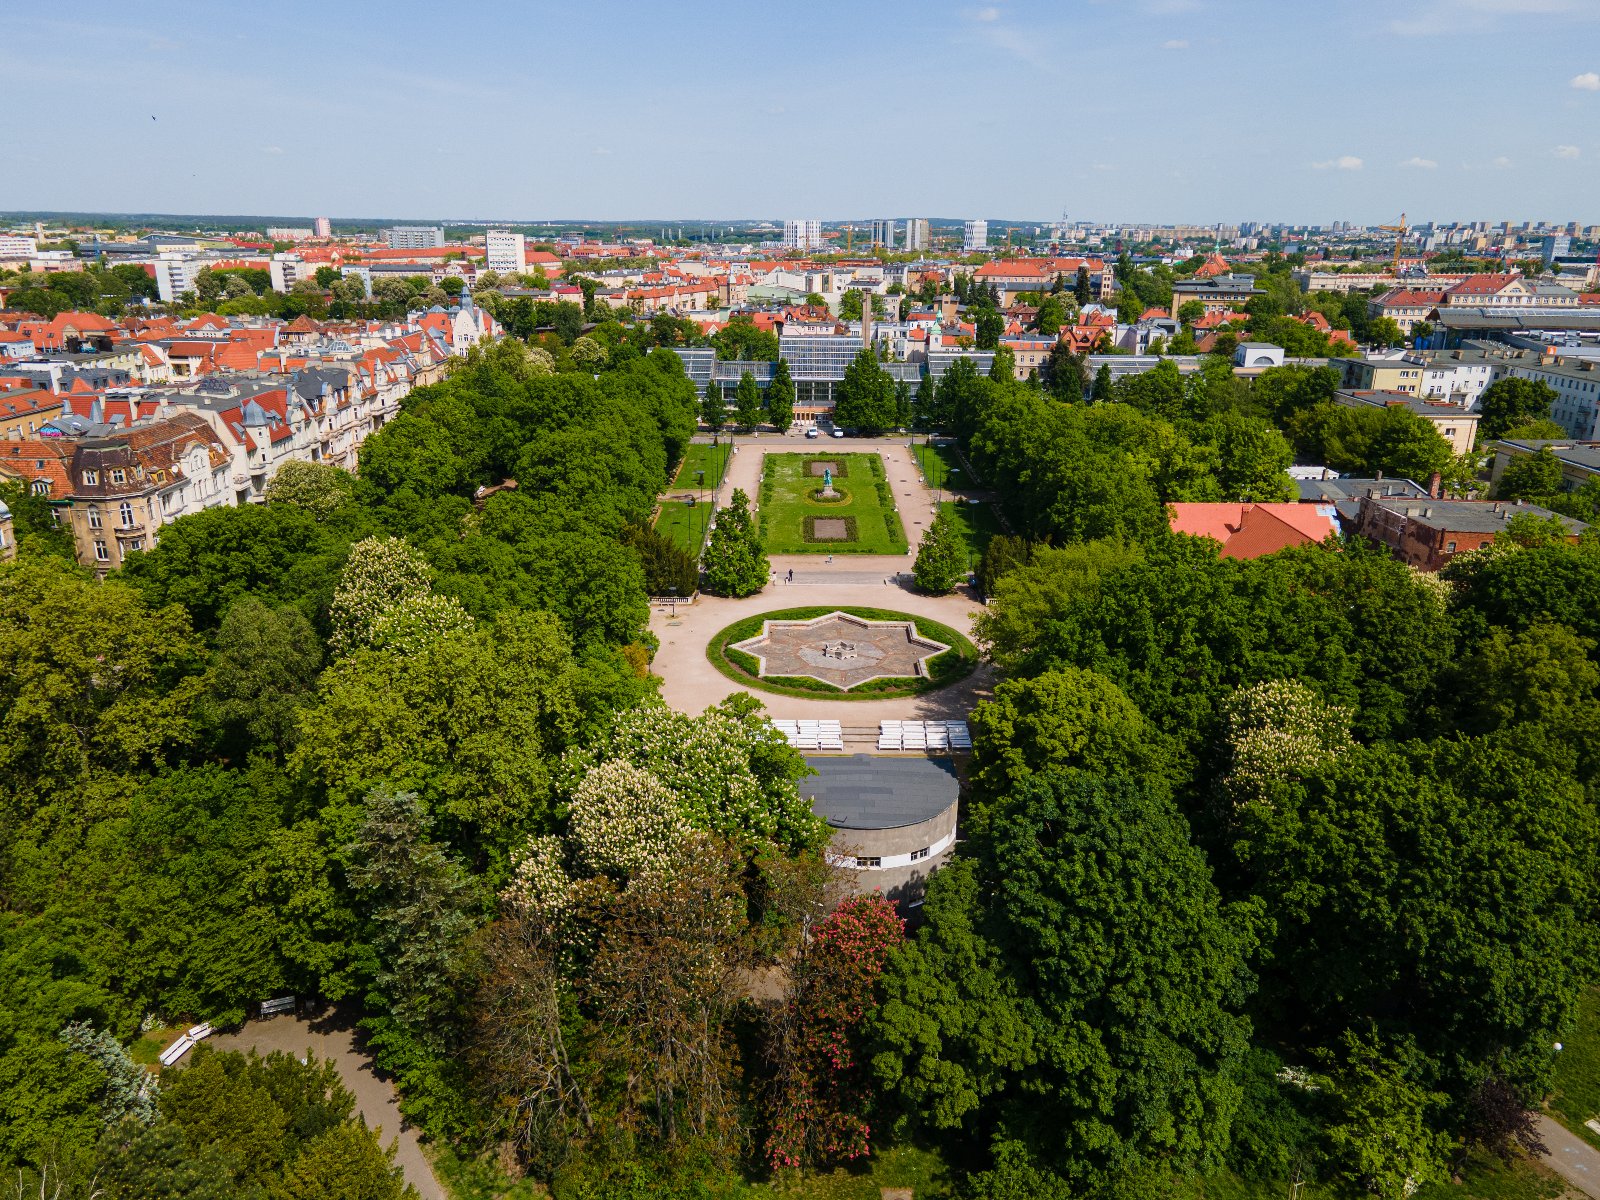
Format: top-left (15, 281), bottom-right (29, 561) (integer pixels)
top-left (668, 585), bottom-right (678, 618)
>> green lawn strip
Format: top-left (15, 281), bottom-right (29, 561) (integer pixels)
top-left (706, 605), bottom-right (977, 701)
top-left (737, 1144), bottom-right (952, 1198)
top-left (1549, 987), bottom-right (1600, 1148)
top-left (671, 441), bottom-right (732, 490)
top-left (912, 442), bottom-right (964, 492)
top-left (759, 453), bottom-right (906, 555)
top-left (938, 499), bottom-right (1004, 569)
top-left (653, 499), bottom-right (709, 559)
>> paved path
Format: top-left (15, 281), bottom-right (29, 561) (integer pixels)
top-left (208, 1011), bottom-right (445, 1200)
top-left (1538, 1114), bottom-right (1600, 1198)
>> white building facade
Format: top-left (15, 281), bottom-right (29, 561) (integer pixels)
top-left (485, 229), bottom-right (526, 274)
top-left (963, 219), bottom-right (988, 251)
top-left (784, 220), bottom-right (822, 251)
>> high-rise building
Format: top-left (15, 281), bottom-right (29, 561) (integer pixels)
top-left (904, 218), bottom-right (930, 251)
top-left (383, 225), bottom-right (446, 249)
top-left (963, 219), bottom-right (988, 252)
top-left (154, 253), bottom-right (203, 303)
top-left (1543, 234), bottom-right (1572, 265)
top-left (485, 229), bottom-right (527, 274)
top-left (868, 219), bottom-right (896, 249)
top-left (313, 216), bottom-right (332, 238)
top-left (269, 253), bottom-right (309, 293)
top-left (784, 220), bottom-right (822, 251)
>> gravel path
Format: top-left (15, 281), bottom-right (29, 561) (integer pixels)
top-left (208, 1011), bottom-right (446, 1200)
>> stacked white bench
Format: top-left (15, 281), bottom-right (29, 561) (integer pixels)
top-left (878, 720), bottom-right (972, 753)
top-left (158, 1021), bottom-right (216, 1068)
top-left (770, 719), bottom-right (845, 752)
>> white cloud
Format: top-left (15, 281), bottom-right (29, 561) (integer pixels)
top-left (261, 145), bottom-right (284, 155)
top-left (972, 5), bottom-right (1001, 19)
top-left (1573, 71), bottom-right (1600, 89)
top-left (1554, 143), bottom-right (1582, 157)
top-left (1312, 155), bottom-right (1364, 170)
top-left (1491, 155), bottom-right (1514, 168)
top-left (1092, 163), bottom-right (1116, 172)
top-left (1400, 155), bottom-right (1438, 168)
top-left (1161, 38), bottom-right (1189, 48)
top-left (592, 146), bottom-right (612, 156)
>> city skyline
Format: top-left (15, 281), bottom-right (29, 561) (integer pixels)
top-left (1, 0), bottom-right (1596, 223)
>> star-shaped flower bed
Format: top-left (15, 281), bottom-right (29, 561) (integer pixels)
top-left (730, 611), bottom-right (949, 690)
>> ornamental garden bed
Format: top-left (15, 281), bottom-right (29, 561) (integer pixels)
top-left (707, 606), bottom-right (978, 700)
top-left (759, 453), bottom-right (905, 554)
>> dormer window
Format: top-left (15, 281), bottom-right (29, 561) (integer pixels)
top-left (82, 469), bottom-right (98, 485)
top-left (110, 468), bottom-right (126, 484)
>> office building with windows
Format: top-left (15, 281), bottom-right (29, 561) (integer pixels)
top-left (904, 218), bottom-right (930, 251)
top-left (963, 219), bottom-right (988, 251)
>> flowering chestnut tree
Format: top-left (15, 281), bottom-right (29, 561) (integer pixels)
top-left (763, 893), bottom-right (905, 1170)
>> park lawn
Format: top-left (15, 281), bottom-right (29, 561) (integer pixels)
top-left (758, 453), bottom-right (906, 555)
top-left (1549, 987), bottom-right (1600, 1148)
top-left (653, 499), bottom-right (709, 559)
top-left (912, 441), bottom-right (966, 491)
top-left (938, 499), bottom-right (1004, 570)
top-left (672, 441), bottom-right (733, 490)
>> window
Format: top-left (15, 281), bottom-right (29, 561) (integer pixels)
top-left (31, 480), bottom-right (48, 496)
top-left (94, 540), bottom-right (109, 562)
top-left (1446, 541), bottom-right (1457, 553)
top-left (119, 502), bottom-right (135, 528)
top-left (125, 538), bottom-right (143, 552)
top-left (87, 506), bottom-right (102, 529)
top-left (82, 469), bottom-right (98, 485)
top-left (110, 468), bottom-right (126, 484)
top-left (911, 847), bottom-right (931, 862)
top-left (855, 856), bottom-right (881, 869)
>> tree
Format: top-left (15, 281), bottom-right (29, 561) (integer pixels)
top-left (1043, 342), bottom-right (1084, 403)
top-left (762, 896), bottom-right (905, 1168)
top-left (570, 335), bottom-right (609, 370)
top-left (1091, 363), bottom-right (1113, 403)
top-left (327, 536), bottom-right (433, 658)
top-left (1495, 447), bottom-right (1563, 500)
top-left (1178, 300), bottom-right (1206, 324)
top-left (264, 460), bottom-right (356, 515)
top-left (833, 348), bottom-right (896, 435)
top-left (913, 507), bottom-right (968, 594)
top-left (870, 771), bottom-right (1255, 1194)
top-left (1478, 377), bottom-right (1559, 442)
top-left (1301, 403), bottom-right (1453, 482)
top-left (974, 309), bottom-right (1004, 350)
top-left (700, 381), bottom-right (726, 433)
top-left (701, 488), bottom-right (767, 598)
top-left (988, 345), bottom-right (1016, 382)
top-left (767, 358), bottom-right (795, 433)
top-left (206, 597), bottom-right (323, 758)
top-left (1035, 296), bottom-right (1066, 336)
top-left (734, 370), bottom-right (762, 432)
top-left (1075, 265), bottom-right (1093, 305)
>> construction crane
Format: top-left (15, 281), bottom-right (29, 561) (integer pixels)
top-left (1376, 212), bottom-right (1408, 273)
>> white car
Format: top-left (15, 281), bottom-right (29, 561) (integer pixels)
top-left (830, 428), bottom-right (845, 438)
top-left (805, 428), bottom-right (820, 439)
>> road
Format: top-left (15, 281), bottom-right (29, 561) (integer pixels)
top-left (207, 1010), bottom-right (445, 1200)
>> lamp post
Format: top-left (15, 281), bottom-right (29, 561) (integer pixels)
top-left (667, 585), bottom-right (678, 618)
top-left (695, 469), bottom-right (706, 556)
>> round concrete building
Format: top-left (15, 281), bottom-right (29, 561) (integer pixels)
top-left (801, 754), bottom-right (960, 904)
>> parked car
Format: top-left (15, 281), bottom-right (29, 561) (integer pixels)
top-left (805, 427), bottom-right (820, 439)
top-left (830, 428), bottom-right (845, 438)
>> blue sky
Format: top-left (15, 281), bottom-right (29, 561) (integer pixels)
top-left (1, 0), bottom-right (1596, 225)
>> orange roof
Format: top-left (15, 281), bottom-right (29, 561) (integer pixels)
top-left (0, 438), bottom-right (74, 496)
top-left (1193, 253), bottom-right (1231, 279)
top-left (1168, 503), bottom-right (1338, 559)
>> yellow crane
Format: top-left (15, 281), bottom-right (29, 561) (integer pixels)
top-left (1377, 212), bottom-right (1407, 273)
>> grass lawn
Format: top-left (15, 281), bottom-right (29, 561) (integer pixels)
top-left (938, 499), bottom-right (1004, 570)
top-left (654, 499), bottom-right (711, 559)
top-left (1550, 987), bottom-right (1600, 1148)
top-left (707, 605), bottom-right (978, 700)
top-left (739, 1146), bottom-right (952, 1198)
top-left (672, 441), bottom-right (733, 490)
top-left (759, 453), bottom-right (906, 555)
top-left (912, 441), bottom-right (966, 492)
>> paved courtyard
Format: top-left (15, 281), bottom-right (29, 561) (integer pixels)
top-left (732, 610), bottom-right (949, 689)
top-left (652, 435), bottom-right (993, 741)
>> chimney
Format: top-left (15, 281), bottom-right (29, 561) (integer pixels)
top-left (1375, 469), bottom-right (1384, 480)
top-left (1428, 471), bottom-right (1442, 499)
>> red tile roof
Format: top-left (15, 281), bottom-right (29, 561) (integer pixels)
top-left (1168, 503), bottom-right (1338, 558)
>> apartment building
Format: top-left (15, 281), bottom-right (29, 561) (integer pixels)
top-left (383, 226), bottom-right (446, 249)
top-left (904, 219), bottom-right (930, 251)
top-left (783, 220), bottom-right (822, 251)
top-left (963, 220), bottom-right (988, 252)
top-left (1333, 388), bottom-right (1480, 455)
top-left (1352, 495), bottom-right (1586, 571)
top-left (485, 229), bottom-right (526, 274)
